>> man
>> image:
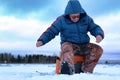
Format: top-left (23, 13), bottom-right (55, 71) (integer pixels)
top-left (36, 0), bottom-right (104, 75)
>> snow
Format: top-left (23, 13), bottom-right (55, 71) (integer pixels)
top-left (0, 64), bottom-right (120, 80)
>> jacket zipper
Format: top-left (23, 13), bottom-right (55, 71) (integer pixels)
top-left (76, 23), bottom-right (81, 43)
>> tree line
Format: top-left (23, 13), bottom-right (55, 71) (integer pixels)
top-left (0, 53), bottom-right (57, 64)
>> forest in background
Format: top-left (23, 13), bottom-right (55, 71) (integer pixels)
top-left (0, 52), bottom-right (120, 64)
top-left (0, 53), bottom-right (57, 64)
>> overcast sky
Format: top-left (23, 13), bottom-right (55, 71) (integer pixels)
top-left (0, 0), bottom-right (120, 53)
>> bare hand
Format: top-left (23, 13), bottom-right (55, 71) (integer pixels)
top-left (96, 35), bottom-right (102, 43)
top-left (36, 41), bottom-right (43, 47)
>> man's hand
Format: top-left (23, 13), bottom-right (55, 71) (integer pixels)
top-left (96, 35), bottom-right (102, 43)
top-left (36, 41), bottom-right (43, 47)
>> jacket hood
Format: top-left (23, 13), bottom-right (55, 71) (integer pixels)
top-left (64, 0), bottom-right (86, 16)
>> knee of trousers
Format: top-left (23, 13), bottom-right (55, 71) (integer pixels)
top-left (61, 42), bottom-right (73, 53)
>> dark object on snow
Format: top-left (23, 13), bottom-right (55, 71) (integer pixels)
top-left (61, 61), bottom-right (74, 75)
top-left (74, 62), bottom-right (83, 73)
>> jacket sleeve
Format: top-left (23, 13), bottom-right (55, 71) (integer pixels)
top-left (88, 16), bottom-right (104, 39)
top-left (37, 16), bottom-right (62, 45)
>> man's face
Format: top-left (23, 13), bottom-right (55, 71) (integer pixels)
top-left (69, 14), bottom-right (80, 23)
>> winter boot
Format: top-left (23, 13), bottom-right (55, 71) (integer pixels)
top-left (74, 56), bottom-right (84, 73)
top-left (60, 61), bottom-right (74, 75)
top-left (74, 62), bottom-right (83, 73)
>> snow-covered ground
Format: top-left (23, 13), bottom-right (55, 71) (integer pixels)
top-left (0, 64), bottom-right (120, 80)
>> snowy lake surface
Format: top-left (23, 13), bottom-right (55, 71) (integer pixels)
top-left (0, 64), bottom-right (120, 80)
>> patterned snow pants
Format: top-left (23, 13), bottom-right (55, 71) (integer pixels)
top-left (60, 42), bottom-right (103, 73)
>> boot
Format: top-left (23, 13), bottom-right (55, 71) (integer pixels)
top-left (61, 61), bottom-right (74, 75)
top-left (74, 62), bottom-right (83, 73)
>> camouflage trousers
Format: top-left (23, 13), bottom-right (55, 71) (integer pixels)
top-left (60, 42), bottom-right (103, 73)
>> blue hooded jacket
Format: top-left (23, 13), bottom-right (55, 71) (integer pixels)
top-left (38, 0), bottom-right (104, 45)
